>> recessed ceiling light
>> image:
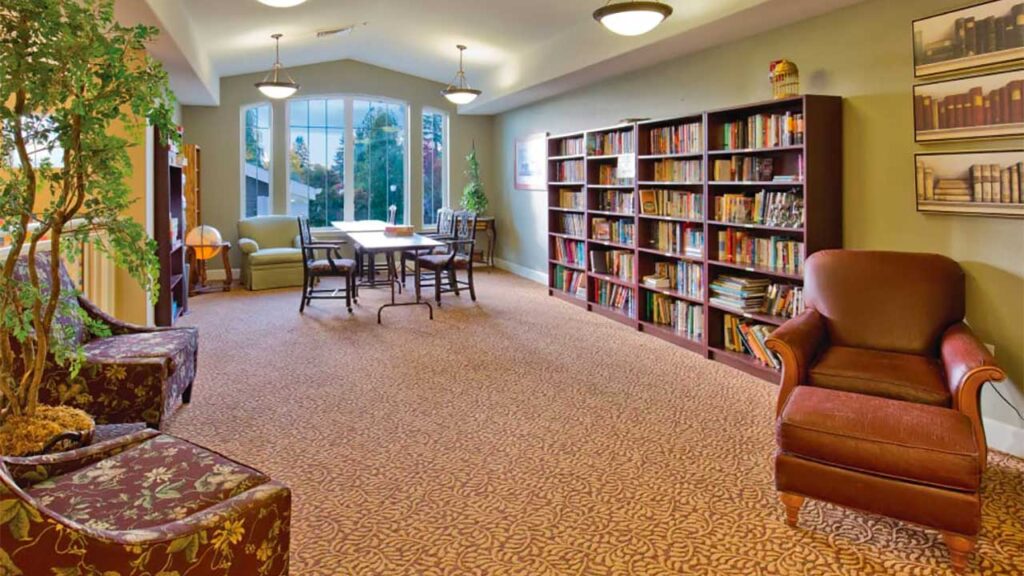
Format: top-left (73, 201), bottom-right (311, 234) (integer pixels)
top-left (257, 0), bottom-right (308, 7)
top-left (594, 1), bottom-right (673, 36)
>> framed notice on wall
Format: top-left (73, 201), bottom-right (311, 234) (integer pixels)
top-left (912, 0), bottom-right (1024, 78)
top-left (515, 132), bottom-right (548, 190)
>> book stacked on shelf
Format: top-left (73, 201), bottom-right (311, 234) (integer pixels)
top-left (554, 160), bottom-right (584, 182)
top-left (915, 5), bottom-right (1024, 65)
top-left (559, 189), bottom-right (585, 209)
top-left (558, 137), bottom-right (585, 156)
top-left (723, 314), bottom-right (780, 369)
top-left (718, 230), bottom-right (804, 274)
top-left (559, 213), bottom-right (585, 237)
top-left (590, 249), bottom-right (635, 281)
top-left (761, 283), bottom-right (804, 319)
top-left (648, 122), bottom-right (702, 155)
top-left (639, 189), bottom-right (702, 219)
top-left (916, 160), bottom-right (1024, 203)
top-left (553, 238), bottom-right (585, 267)
top-left (590, 131), bottom-right (635, 155)
top-left (652, 159), bottom-right (702, 183)
top-left (645, 260), bottom-right (702, 298)
top-left (646, 293), bottom-right (703, 340)
top-left (553, 265), bottom-right (586, 299)
top-left (598, 164), bottom-right (633, 186)
top-left (915, 79), bottom-right (1024, 132)
top-left (714, 189), bottom-right (804, 227)
top-left (592, 218), bottom-right (636, 245)
top-left (595, 190), bottom-right (635, 213)
top-left (720, 112), bottom-right (804, 150)
top-left (595, 279), bottom-right (635, 316)
top-left (709, 275), bottom-right (770, 313)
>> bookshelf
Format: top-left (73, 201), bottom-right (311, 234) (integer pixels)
top-left (546, 95), bottom-right (843, 382)
top-left (154, 127), bottom-right (188, 326)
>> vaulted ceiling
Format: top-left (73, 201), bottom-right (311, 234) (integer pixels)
top-left (116, 0), bottom-right (864, 114)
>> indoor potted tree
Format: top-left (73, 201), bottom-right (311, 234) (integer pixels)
top-left (461, 145), bottom-right (488, 215)
top-left (0, 0), bottom-right (177, 455)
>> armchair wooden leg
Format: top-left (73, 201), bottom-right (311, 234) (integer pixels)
top-left (779, 492), bottom-right (804, 528)
top-left (300, 272), bottom-right (308, 313)
top-left (942, 533), bottom-right (975, 574)
top-left (435, 269), bottom-right (442, 306)
top-left (414, 260), bottom-right (422, 302)
top-left (449, 265), bottom-right (459, 296)
top-left (467, 263), bottom-right (476, 301)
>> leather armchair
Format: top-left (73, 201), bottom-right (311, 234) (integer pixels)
top-left (238, 215), bottom-right (305, 290)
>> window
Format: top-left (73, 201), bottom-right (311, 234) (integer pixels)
top-left (422, 109), bottom-right (448, 227)
top-left (288, 98), bottom-right (344, 227)
top-left (242, 104), bottom-right (272, 218)
top-left (353, 98), bottom-right (407, 223)
top-left (6, 116), bottom-right (64, 169)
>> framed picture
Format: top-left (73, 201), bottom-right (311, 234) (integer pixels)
top-left (913, 0), bottom-right (1024, 78)
top-left (914, 68), bottom-right (1024, 142)
top-left (515, 132), bottom-right (548, 190)
top-left (915, 149), bottom-right (1024, 218)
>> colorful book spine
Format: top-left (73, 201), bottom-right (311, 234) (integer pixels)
top-left (717, 230), bottom-right (804, 274)
top-left (639, 189), bottom-right (702, 219)
top-left (647, 292), bottom-right (703, 339)
top-left (648, 122), bottom-right (703, 155)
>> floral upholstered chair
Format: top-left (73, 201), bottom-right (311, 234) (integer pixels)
top-left (0, 429), bottom-right (291, 575)
top-left (14, 253), bottom-right (198, 428)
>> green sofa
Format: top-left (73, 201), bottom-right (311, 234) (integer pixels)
top-left (238, 215), bottom-right (304, 291)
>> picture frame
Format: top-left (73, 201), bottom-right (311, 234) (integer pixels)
top-left (915, 149), bottom-right (1024, 218)
top-left (515, 132), bottom-right (548, 190)
top-left (913, 0), bottom-right (1024, 78)
top-left (913, 68), bottom-right (1024, 142)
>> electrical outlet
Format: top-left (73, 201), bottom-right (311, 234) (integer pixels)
top-left (984, 342), bottom-right (996, 356)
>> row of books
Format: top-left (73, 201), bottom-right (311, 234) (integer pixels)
top-left (558, 213), bottom-right (585, 237)
top-left (713, 189), bottom-right (804, 228)
top-left (597, 165), bottom-right (633, 186)
top-left (915, 5), bottom-right (1024, 65)
top-left (552, 265), bottom-right (586, 299)
top-left (556, 137), bottom-right (585, 156)
top-left (553, 160), bottom-right (584, 182)
top-left (762, 283), bottom-right (805, 319)
top-left (646, 221), bottom-right (701, 256)
top-left (553, 238), bottom-right (585, 267)
top-left (713, 156), bottom-right (773, 182)
top-left (723, 314), bottom-right (780, 369)
top-left (558, 189), bottom-right (584, 210)
top-left (916, 161), bottom-right (1024, 204)
top-left (594, 190), bottom-right (635, 214)
top-left (645, 260), bottom-right (703, 299)
top-left (646, 294), bottom-right (703, 340)
top-left (590, 130), bottom-right (634, 155)
top-left (717, 230), bottom-right (805, 274)
top-left (639, 189), bottom-right (702, 219)
top-left (592, 218), bottom-right (636, 246)
top-left (651, 159), bottom-right (702, 183)
top-left (590, 249), bottom-right (634, 281)
top-left (594, 279), bottom-right (635, 317)
top-left (648, 122), bottom-right (702, 155)
top-left (709, 275), bottom-right (770, 313)
top-left (718, 112), bottom-right (804, 150)
top-left (915, 80), bottom-right (1024, 132)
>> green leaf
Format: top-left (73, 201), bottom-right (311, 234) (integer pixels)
top-left (8, 508), bottom-right (29, 541)
top-left (0, 548), bottom-right (23, 576)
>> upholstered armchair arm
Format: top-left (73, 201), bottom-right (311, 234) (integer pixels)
top-left (941, 322), bottom-right (1006, 471)
top-left (238, 237), bottom-right (260, 254)
top-left (43, 355), bottom-right (170, 426)
top-left (78, 296), bottom-right (181, 335)
top-left (2, 429), bottom-right (160, 487)
top-left (766, 310), bottom-right (827, 417)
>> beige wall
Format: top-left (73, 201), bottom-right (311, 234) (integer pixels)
top-left (181, 59), bottom-right (494, 269)
top-left (491, 0), bottom-right (1024, 432)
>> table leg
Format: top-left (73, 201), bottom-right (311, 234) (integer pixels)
top-left (376, 248), bottom-right (434, 323)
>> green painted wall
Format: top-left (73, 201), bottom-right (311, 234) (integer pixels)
top-left (492, 0), bottom-right (1024, 433)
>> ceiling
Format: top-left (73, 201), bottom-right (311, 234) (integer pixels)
top-left (118, 0), bottom-right (864, 114)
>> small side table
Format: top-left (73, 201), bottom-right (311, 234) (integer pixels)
top-left (474, 216), bottom-right (496, 267)
top-left (188, 242), bottom-right (233, 295)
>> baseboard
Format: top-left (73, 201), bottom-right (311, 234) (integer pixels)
top-left (984, 417), bottom-right (1024, 458)
top-left (494, 258), bottom-right (547, 285)
top-left (206, 268), bottom-right (241, 282)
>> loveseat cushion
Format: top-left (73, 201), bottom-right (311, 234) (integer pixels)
top-left (83, 329), bottom-right (195, 374)
top-left (248, 247), bottom-right (302, 267)
top-left (809, 346), bottom-right (951, 407)
top-left (28, 434), bottom-right (269, 531)
top-left (778, 386), bottom-right (980, 492)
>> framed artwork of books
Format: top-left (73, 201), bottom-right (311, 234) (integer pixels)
top-left (914, 68), bottom-right (1024, 142)
top-left (515, 132), bottom-right (548, 190)
top-left (915, 149), bottom-right (1024, 218)
top-left (913, 0), bottom-right (1024, 78)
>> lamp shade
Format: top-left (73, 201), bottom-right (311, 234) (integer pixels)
top-left (594, 1), bottom-right (673, 36)
top-left (185, 225), bottom-right (223, 260)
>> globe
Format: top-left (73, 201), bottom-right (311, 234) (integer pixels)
top-left (185, 225), bottom-right (223, 260)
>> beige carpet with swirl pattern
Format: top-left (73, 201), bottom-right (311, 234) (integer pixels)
top-left (171, 270), bottom-right (1023, 575)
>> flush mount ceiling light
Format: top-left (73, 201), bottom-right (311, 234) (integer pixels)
top-left (594, 1), bottom-right (673, 36)
top-left (441, 45), bottom-right (482, 105)
top-left (255, 34), bottom-right (300, 99)
top-left (257, 0), bottom-right (308, 7)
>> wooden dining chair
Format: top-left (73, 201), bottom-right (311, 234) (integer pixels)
top-left (401, 207), bottom-right (455, 286)
top-left (298, 216), bottom-right (357, 313)
top-left (413, 210), bottom-right (478, 305)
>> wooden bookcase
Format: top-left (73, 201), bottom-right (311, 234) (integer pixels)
top-left (546, 95), bottom-right (843, 382)
top-left (153, 127), bottom-right (188, 326)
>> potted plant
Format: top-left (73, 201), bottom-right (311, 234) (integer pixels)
top-left (0, 0), bottom-right (177, 456)
top-left (461, 145), bottom-right (488, 215)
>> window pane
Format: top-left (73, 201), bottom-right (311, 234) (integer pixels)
top-left (422, 110), bottom-right (446, 226)
top-left (288, 98), bottom-right (345, 227)
top-left (353, 98), bottom-right (406, 223)
top-left (243, 104), bottom-right (271, 218)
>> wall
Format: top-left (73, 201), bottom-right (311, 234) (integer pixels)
top-left (181, 59), bottom-right (494, 268)
top-left (492, 0), bottom-right (1024, 440)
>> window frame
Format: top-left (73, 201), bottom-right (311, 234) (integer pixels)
top-left (239, 102), bottom-right (273, 220)
top-left (421, 107), bottom-right (450, 230)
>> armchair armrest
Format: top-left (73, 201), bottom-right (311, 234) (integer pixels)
top-left (766, 310), bottom-right (826, 417)
top-left (941, 322), bottom-right (1006, 471)
top-left (78, 297), bottom-right (184, 335)
top-left (2, 429), bottom-right (160, 487)
top-left (238, 238), bottom-right (259, 254)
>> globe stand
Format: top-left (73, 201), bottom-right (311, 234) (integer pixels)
top-left (187, 242), bottom-right (233, 295)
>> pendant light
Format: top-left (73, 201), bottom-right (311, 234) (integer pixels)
top-left (594, 1), bottom-right (673, 36)
top-left (441, 45), bottom-right (482, 105)
top-left (255, 34), bottom-right (300, 99)
top-left (257, 0), bottom-right (307, 6)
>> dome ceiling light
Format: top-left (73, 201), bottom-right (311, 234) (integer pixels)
top-left (594, 1), bottom-right (673, 36)
top-left (441, 45), bottom-right (482, 105)
top-left (257, 0), bottom-right (308, 7)
top-left (255, 34), bottom-right (300, 99)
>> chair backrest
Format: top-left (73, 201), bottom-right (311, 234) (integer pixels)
top-left (296, 216), bottom-right (313, 263)
top-left (12, 253), bottom-right (89, 347)
top-left (452, 211), bottom-right (478, 258)
top-left (436, 208), bottom-right (456, 237)
top-left (803, 250), bottom-right (965, 356)
top-left (387, 205), bottom-right (398, 225)
top-left (238, 215), bottom-right (300, 250)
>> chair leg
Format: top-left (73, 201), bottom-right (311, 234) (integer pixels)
top-left (779, 492), bottom-right (804, 528)
top-left (351, 270), bottom-right (358, 303)
top-left (449, 265), bottom-right (459, 296)
top-left (415, 260), bottom-right (422, 302)
top-left (401, 254), bottom-right (407, 286)
top-left (182, 382), bottom-right (193, 404)
top-left (942, 533), bottom-right (975, 574)
top-left (346, 271), bottom-right (353, 313)
top-left (467, 263), bottom-right (476, 301)
top-left (435, 268), bottom-right (442, 306)
top-left (300, 272), bottom-right (308, 312)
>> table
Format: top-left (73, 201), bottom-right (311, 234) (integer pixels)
top-left (187, 242), bottom-right (232, 295)
top-left (474, 216), bottom-right (496, 267)
top-left (347, 232), bottom-right (444, 323)
top-left (332, 220), bottom-right (390, 286)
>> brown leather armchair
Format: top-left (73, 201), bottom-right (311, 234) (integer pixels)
top-left (766, 250), bottom-right (1005, 572)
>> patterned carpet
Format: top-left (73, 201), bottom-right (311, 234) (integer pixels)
top-left (171, 270), bottom-right (1024, 575)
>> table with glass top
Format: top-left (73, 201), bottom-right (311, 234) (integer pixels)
top-left (345, 231), bottom-right (444, 323)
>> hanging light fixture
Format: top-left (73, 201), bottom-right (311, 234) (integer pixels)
top-left (594, 1), bottom-right (673, 36)
top-left (257, 0), bottom-right (308, 7)
top-left (255, 34), bottom-right (300, 99)
top-left (441, 45), bottom-right (481, 105)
